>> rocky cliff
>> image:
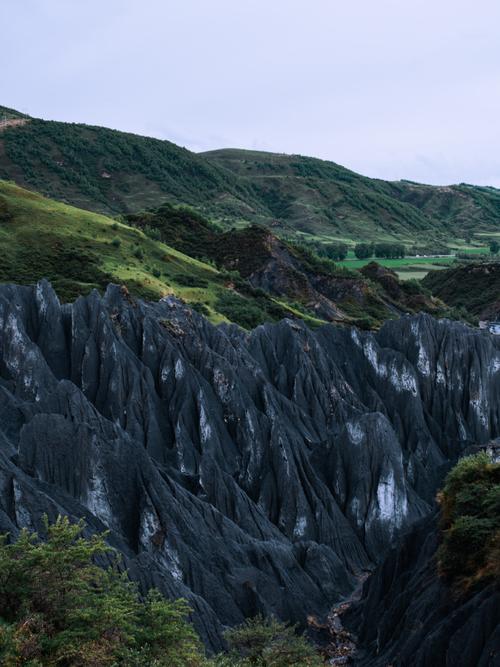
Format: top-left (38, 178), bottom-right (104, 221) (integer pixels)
top-left (345, 515), bottom-right (500, 666)
top-left (0, 281), bottom-right (499, 651)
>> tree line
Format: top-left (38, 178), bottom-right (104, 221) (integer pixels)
top-left (353, 242), bottom-right (405, 259)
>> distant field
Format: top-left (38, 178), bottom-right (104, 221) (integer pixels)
top-left (337, 248), bottom-right (488, 280)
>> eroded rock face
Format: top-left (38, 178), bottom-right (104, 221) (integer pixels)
top-left (346, 515), bottom-right (500, 666)
top-left (0, 281), bottom-right (499, 650)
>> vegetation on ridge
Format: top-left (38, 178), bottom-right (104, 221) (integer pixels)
top-left (437, 452), bottom-right (500, 587)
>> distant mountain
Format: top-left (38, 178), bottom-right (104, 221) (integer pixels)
top-left (203, 148), bottom-right (500, 241)
top-left (1, 107), bottom-right (500, 243)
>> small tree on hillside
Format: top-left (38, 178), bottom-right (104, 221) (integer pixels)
top-left (214, 615), bottom-right (323, 666)
top-left (490, 240), bottom-right (499, 255)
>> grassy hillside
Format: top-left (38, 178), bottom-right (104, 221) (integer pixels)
top-left (1, 109), bottom-right (499, 245)
top-left (124, 204), bottom-right (454, 329)
top-left (0, 118), bottom-right (263, 218)
top-left (204, 149), bottom-right (500, 242)
top-left (423, 262), bottom-right (500, 320)
top-left (0, 180), bottom-right (307, 328)
top-left (0, 105), bottom-right (30, 121)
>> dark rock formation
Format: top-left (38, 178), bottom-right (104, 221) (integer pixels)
top-left (346, 515), bottom-right (500, 666)
top-left (0, 281), bottom-right (499, 650)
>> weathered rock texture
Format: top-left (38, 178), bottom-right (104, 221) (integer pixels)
top-left (346, 515), bottom-right (500, 666)
top-left (0, 281), bottom-right (499, 650)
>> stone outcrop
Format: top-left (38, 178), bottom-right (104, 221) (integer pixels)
top-left (345, 515), bottom-right (500, 666)
top-left (0, 281), bottom-right (499, 650)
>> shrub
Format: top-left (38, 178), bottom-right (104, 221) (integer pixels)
top-left (191, 301), bottom-right (211, 316)
top-left (437, 452), bottom-right (500, 586)
top-left (144, 225), bottom-right (162, 241)
top-left (111, 237), bottom-right (121, 248)
top-left (215, 291), bottom-right (267, 329)
top-left (176, 274), bottom-right (209, 288)
top-left (213, 615), bottom-right (322, 666)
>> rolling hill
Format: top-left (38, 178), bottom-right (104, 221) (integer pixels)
top-left (1, 107), bottom-right (500, 245)
top-left (203, 148), bottom-right (500, 242)
top-left (0, 179), bottom-right (307, 328)
top-left (0, 179), bottom-right (454, 330)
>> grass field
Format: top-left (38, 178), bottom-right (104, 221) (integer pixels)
top-left (336, 248), bottom-right (490, 280)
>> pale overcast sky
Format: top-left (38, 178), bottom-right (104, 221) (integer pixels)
top-left (2, 0), bottom-right (500, 186)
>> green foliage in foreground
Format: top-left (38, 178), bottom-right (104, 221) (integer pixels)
top-left (0, 517), bottom-right (323, 666)
top-left (437, 452), bottom-right (500, 587)
top-left (0, 516), bottom-right (205, 666)
top-left (213, 615), bottom-right (322, 667)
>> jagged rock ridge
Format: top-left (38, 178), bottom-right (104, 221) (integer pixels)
top-left (0, 281), bottom-right (499, 650)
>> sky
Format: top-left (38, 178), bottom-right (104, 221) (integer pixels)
top-left (2, 0), bottom-right (500, 186)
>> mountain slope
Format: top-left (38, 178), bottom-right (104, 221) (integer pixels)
top-left (345, 514), bottom-right (500, 666)
top-left (1, 108), bottom-right (500, 243)
top-left (0, 179), bottom-right (303, 327)
top-left (203, 148), bottom-right (500, 240)
top-left (423, 262), bottom-right (500, 320)
top-left (124, 204), bottom-right (451, 328)
top-left (0, 283), bottom-right (499, 650)
top-left (0, 117), bottom-right (262, 217)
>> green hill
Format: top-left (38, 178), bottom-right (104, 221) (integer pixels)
top-left (0, 117), bottom-right (263, 219)
top-left (203, 149), bottom-right (500, 242)
top-left (423, 261), bottom-right (500, 320)
top-left (1, 108), bottom-right (499, 246)
top-left (0, 179), bottom-right (305, 328)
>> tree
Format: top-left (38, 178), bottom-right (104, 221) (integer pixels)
top-left (354, 243), bottom-right (373, 259)
top-left (374, 243), bottom-right (405, 259)
top-left (322, 242), bottom-right (348, 261)
top-left (490, 240), bottom-right (499, 255)
top-left (214, 615), bottom-right (323, 667)
top-left (0, 516), bottom-right (206, 666)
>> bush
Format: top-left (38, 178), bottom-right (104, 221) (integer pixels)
top-left (214, 615), bottom-right (322, 666)
top-left (320, 242), bottom-right (348, 261)
top-left (437, 452), bottom-right (500, 586)
top-left (176, 274), bottom-right (209, 288)
top-left (0, 516), bottom-right (206, 666)
top-left (215, 291), bottom-right (267, 329)
top-left (111, 237), bottom-right (121, 248)
top-left (144, 225), bottom-right (162, 241)
top-left (374, 242), bottom-right (405, 259)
